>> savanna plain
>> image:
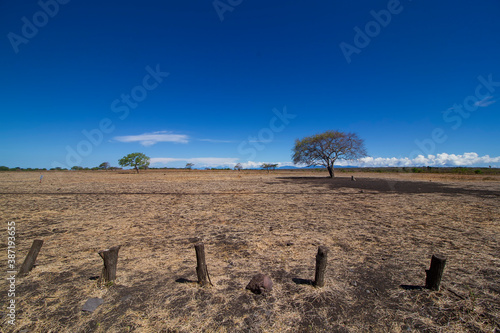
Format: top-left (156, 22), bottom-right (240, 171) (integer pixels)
top-left (0, 170), bottom-right (499, 332)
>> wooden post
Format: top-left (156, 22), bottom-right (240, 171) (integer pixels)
top-left (18, 240), bottom-right (44, 276)
top-left (425, 254), bottom-right (446, 291)
top-left (98, 245), bottom-right (121, 284)
top-left (195, 243), bottom-right (212, 287)
top-left (314, 246), bottom-right (328, 287)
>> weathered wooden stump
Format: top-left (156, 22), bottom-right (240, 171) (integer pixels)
top-left (195, 243), bottom-right (212, 287)
top-left (314, 246), bottom-right (328, 287)
top-left (351, 176), bottom-right (356, 181)
top-left (425, 254), bottom-right (446, 291)
top-left (98, 245), bottom-right (121, 284)
top-left (18, 240), bottom-right (44, 276)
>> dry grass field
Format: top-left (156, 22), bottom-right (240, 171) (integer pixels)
top-left (1, 170), bottom-right (499, 332)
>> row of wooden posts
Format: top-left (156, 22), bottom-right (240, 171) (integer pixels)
top-left (18, 240), bottom-right (447, 291)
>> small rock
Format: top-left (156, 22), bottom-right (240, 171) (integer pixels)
top-left (359, 190), bottom-right (364, 193)
top-left (351, 281), bottom-right (357, 286)
top-left (351, 176), bottom-right (356, 181)
top-left (286, 242), bottom-right (294, 246)
top-left (246, 274), bottom-right (273, 294)
top-left (82, 298), bottom-right (104, 312)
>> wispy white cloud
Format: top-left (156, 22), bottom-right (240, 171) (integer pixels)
top-left (474, 95), bottom-right (496, 107)
top-left (114, 131), bottom-right (189, 146)
top-left (198, 139), bottom-right (234, 143)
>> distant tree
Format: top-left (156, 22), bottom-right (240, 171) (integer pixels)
top-left (185, 163), bottom-right (194, 170)
top-left (99, 162), bottom-right (110, 170)
top-left (71, 166), bottom-right (84, 171)
top-left (118, 152), bottom-right (150, 173)
top-left (0, 166), bottom-right (9, 171)
top-left (261, 163), bottom-right (278, 173)
top-left (234, 163), bottom-right (243, 171)
top-left (292, 130), bottom-right (367, 178)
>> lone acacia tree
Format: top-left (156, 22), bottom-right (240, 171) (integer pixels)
top-left (118, 153), bottom-right (150, 173)
top-left (292, 130), bottom-right (367, 178)
top-left (99, 162), bottom-right (110, 170)
top-left (261, 163), bottom-right (278, 173)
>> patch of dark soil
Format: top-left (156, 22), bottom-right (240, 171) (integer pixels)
top-left (292, 278), bottom-right (313, 285)
top-left (16, 280), bottom-right (41, 294)
top-left (290, 291), bottom-right (345, 332)
top-left (175, 277), bottom-right (196, 284)
top-left (277, 176), bottom-right (500, 197)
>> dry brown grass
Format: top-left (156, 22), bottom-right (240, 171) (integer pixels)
top-left (0, 170), bottom-right (499, 332)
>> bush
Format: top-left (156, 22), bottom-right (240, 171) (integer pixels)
top-left (452, 167), bottom-right (469, 174)
top-left (474, 169), bottom-right (483, 174)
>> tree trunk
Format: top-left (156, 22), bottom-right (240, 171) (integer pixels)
top-left (135, 166), bottom-right (139, 173)
top-left (327, 166), bottom-right (334, 178)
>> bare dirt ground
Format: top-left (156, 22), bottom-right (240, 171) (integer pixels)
top-left (0, 170), bottom-right (499, 332)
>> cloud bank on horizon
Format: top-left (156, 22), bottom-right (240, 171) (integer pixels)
top-left (150, 152), bottom-right (500, 169)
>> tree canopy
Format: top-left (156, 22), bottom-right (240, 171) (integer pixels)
top-left (261, 163), bottom-right (278, 172)
top-left (292, 130), bottom-right (367, 177)
top-left (118, 153), bottom-right (150, 173)
top-left (99, 162), bottom-right (110, 170)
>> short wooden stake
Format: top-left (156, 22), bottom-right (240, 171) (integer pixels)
top-left (314, 246), bottom-right (328, 287)
top-left (18, 240), bottom-right (44, 276)
top-left (195, 243), bottom-right (212, 287)
top-left (98, 245), bottom-right (121, 284)
top-left (425, 254), bottom-right (446, 291)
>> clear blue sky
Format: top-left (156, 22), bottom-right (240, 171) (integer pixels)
top-left (1, 0), bottom-right (499, 169)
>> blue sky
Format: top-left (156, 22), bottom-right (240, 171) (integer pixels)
top-left (1, 0), bottom-right (499, 169)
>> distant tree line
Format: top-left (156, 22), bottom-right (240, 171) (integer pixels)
top-left (0, 163), bottom-right (121, 172)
